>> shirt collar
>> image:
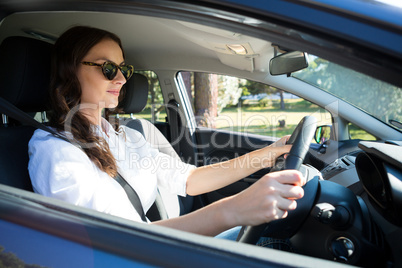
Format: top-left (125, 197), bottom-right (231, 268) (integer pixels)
top-left (92, 117), bottom-right (117, 138)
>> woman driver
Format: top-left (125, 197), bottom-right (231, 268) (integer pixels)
top-left (28, 26), bottom-right (304, 238)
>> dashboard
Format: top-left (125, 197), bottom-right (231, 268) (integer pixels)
top-left (355, 141), bottom-right (402, 227)
top-left (320, 140), bottom-right (402, 227)
top-left (311, 140), bottom-right (402, 266)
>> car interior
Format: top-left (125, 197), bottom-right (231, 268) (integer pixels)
top-left (0, 3), bottom-right (401, 267)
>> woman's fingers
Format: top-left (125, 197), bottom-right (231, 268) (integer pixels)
top-left (261, 194), bottom-right (297, 222)
top-left (275, 182), bottom-right (305, 200)
top-left (260, 170), bottom-right (305, 220)
top-left (270, 169), bottom-right (306, 187)
top-left (263, 144), bottom-right (292, 168)
top-left (272, 135), bottom-right (291, 147)
top-left (232, 170), bottom-right (306, 226)
top-left (262, 199), bottom-right (295, 221)
top-left (277, 197), bottom-right (298, 211)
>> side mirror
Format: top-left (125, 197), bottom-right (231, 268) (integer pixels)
top-left (314, 125), bottom-right (332, 144)
top-left (269, 51), bottom-right (308, 76)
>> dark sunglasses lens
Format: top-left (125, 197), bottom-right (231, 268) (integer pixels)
top-left (121, 65), bottom-right (134, 80)
top-left (103, 62), bottom-right (118, 80)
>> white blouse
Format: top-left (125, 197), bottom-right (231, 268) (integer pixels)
top-left (28, 118), bottom-right (195, 223)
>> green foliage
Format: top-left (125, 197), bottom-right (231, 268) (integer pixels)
top-left (241, 86), bottom-right (250, 96)
top-left (0, 245), bottom-right (47, 268)
top-left (258, 98), bottom-right (271, 107)
top-left (239, 80), bottom-right (286, 109)
top-left (239, 79), bottom-right (277, 96)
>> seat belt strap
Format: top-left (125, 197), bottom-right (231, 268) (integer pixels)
top-left (0, 96), bottom-right (147, 222)
top-left (114, 172), bottom-right (147, 222)
top-left (0, 97), bottom-right (60, 137)
top-left (124, 118), bottom-right (169, 221)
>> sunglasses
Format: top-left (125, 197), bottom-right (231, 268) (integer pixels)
top-left (81, 61), bottom-right (134, 81)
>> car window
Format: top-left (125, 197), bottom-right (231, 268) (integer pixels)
top-left (119, 71), bottom-right (166, 123)
top-left (349, 123), bottom-right (376, 140)
top-left (179, 71), bottom-right (332, 140)
top-left (292, 54), bottom-right (402, 132)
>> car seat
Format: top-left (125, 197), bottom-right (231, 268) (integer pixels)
top-left (118, 73), bottom-right (194, 218)
top-left (0, 36), bottom-right (52, 191)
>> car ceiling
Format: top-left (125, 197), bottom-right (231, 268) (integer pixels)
top-left (0, 11), bottom-right (275, 75)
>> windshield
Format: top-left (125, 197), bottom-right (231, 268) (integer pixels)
top-left (292, 55), bottom-right (402, 131)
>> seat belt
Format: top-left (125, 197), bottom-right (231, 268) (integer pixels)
top-left (114, 172), bottom-right (147, 222)
top-left (123, 118), bottom-right (169, 221)
top-left (0, 96), bottom-right (147, 222)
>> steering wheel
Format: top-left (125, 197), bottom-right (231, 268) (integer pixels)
top-left (238, 116), bottom-right (318, 244)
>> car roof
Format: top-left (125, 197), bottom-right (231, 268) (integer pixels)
top-left (200, 0), bottom-right (402, 57)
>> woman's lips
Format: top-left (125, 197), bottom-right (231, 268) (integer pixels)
top-left (107, 90), bottom-right (120, 96)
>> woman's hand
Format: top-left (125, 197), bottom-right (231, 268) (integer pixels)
top-left (223, 170), bottom-right (305, 227)
top-left (271, 135), bottom-right (291, 147)
top-left (260, 135), bottom-right (292, 168)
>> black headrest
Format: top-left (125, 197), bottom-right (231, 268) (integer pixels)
top-left (0, 36), bottom-right (52, 112)
top-left (119, 73), bottom-right (149, 114)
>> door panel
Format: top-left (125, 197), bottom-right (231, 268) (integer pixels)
top-left (195, 127), bottom-right (275, 204)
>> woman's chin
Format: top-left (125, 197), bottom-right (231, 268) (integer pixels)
top-left (106, 100), bottom-right (119, 109)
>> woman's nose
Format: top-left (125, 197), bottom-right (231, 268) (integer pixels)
top-left (113, 69), bottom-right (127, 84)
